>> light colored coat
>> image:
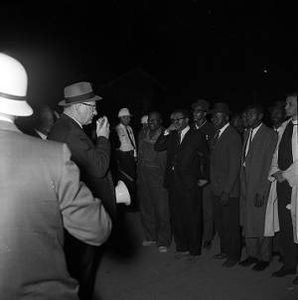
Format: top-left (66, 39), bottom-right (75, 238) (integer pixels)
top-left (240, 124), bottom-right (277, 237)
top-left (0, 121), bottom-right (111, 299)
top-left (265, 119), bottom-right (298, 242)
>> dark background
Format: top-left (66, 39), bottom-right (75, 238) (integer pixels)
top-left (0, 1), bottom-right (297, 127)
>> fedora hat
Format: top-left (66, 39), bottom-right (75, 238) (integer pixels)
top-left (118, 108), bottom-right (132, 118)
top-left (211, 102), bottom-right (231, 115)
top-left (191, 99), bottom-right (210, 113)
top-left (59, 81), bottom-right (102, 106)
top-left (0, 53), bottom-right (33, 117)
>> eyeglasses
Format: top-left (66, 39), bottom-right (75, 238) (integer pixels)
top-left (81, 103), bottom-right (97, 110)
top-left (171, 117), bottom-right (186, 122)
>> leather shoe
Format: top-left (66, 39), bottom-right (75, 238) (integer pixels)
top-left (203, 240), bottom-right (212, 250)
top-left (174, 251), bottom-right (189, 259)
top-left (186, 255), bottom-right (200, 264)
top-left (239, 256), bottom-right (259, 267)
top-left (252, 261), bottom-right (270, 271)
top-left (222, 259), bottom-right (238, 268)
top-left (213, 253), bottom-right (227, 259)
top-left (272, 267), bottom-right (296, 277)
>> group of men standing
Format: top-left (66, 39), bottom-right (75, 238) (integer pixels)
top-left (134, 93), bottom-right (298, 283)
top-left (1, 51), bottom-right (297, 300)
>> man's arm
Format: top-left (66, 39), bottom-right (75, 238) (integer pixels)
top-left (67, 131), bottom-right (111, 178)
top-left (56, 144), bottom-right (112, 246)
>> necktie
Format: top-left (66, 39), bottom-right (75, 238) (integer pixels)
top-left (244, 128), bottom-right (253, 157)
top-left (210, 129), bottom-right (220, 151)
top-left (126, 126), bottom-right (136, 149)
top-left (278, 121), bottom-right (293, 170)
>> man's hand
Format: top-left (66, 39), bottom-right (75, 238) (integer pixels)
top-left (96, 116), bottom-right (110, 139)
top-left (272, 171), bottom-right (286, 183)
top-left (197, 179), bottom-right (208, 187)
top-left (254, 194), bottom-right (265, 208)
top-left (220, 192), bottom-right (229, 206)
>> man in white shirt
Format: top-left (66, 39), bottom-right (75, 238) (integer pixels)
top-left (115, 107), bottom-right (138, 210)
top-left (267, 92), bottom-right (298, 280)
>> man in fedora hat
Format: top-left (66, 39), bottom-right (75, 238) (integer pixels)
top-left (210, 102), bottom-right (242, 267)
top-left (191, 99), bottom-right (216, 251)
top-left (48, 81), bottom-right (116, 300)
top-left (0, 53), bottom-right (112, 299)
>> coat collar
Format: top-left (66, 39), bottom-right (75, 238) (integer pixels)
top-left (0, 120), bottom-right (22, 133)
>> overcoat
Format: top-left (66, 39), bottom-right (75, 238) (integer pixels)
top-left (240, 123), bottom-right (277, 237)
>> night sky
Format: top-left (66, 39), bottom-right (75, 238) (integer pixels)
top-left (0, 1), bottom-right (297, 125)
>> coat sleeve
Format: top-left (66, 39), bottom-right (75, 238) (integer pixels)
top-left (66, 131), bottom-right (111, 178)
top-left (223, 132), bottom-right (242, 194)
top-left (154, 131), bottom-right (170, 152)
top-left (56, 144), bottom-right (112, 246)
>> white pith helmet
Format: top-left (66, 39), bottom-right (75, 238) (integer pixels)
top-left (0, 53), bottom-right (33, 116)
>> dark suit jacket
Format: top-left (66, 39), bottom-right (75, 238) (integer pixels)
top-left (210, 124), bottom-right (242, 197)
top-left (154, 127), bottom-right (209, 190)
top-left (48, 113), bottom-right (116, 219)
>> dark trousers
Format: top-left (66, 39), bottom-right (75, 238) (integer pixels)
top-left (277, 181), bottom-right (298, 270)
top-left (64, 231), bottom-right (102, 300)
top-left (169, 173), bottom-right (203, 255)
top-left (117, 151), bottom-right (137, 210)
top-left (202, 183), bottom-right (215, 242)
top-left (138, 166), bottom-right (171, 247)
top-left (213, 195), bottom-right (241, 261)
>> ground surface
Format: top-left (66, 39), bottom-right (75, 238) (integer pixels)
top-left (94, 211), bottom-right (298, 300)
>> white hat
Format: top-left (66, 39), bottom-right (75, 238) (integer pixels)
top-left (0, 53), bottom-right (33, 116)
top-left (118, 107), bottom-right (132, 118)
top-left (59, 81), bottom-right (102, 106)
top-left (141, 115), bottom-right (148, 124)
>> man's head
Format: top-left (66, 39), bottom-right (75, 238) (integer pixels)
top-left (34, 105), bottom-right (56, 135)
top-left (241, 109), bottom-right (248, 129)
top-left (118, 108), bottom-right (132, 126)
top-left (245, 104), bottom-right (264, 129)
top-left (148, 111), bottom-right (162, 132)
top-left (211, 102), bottom-right (230, 130)
top-left (191, 99), bottom-right (210, 124)
top-left (171, 109), bottom-right (190, 132)
top-left (231, 113), bottom-right (244, 134)
top-left (140, 114), bottom-right (148, 128)
top-left (60, 81), bottom-right (101, 126)
top-left (269, 101), bottom-right (285, 128)
top-left (0, 53), bottom-right (33, 119)
top-left (285, 91), bottom-right (297, 120)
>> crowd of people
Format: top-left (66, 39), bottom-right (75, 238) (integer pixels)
top-left (0, 52), bottom-right (297, 299)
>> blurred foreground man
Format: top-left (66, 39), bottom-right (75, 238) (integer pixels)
top-left (0, 53), bottom-right (111, 300)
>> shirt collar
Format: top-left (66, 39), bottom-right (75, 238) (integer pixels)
top-left (0, 116), bottom-right (14, 123)
top-left (181, 125), bottom-right (190, 136)
top-left (219, 122), bottom-right (230, 135)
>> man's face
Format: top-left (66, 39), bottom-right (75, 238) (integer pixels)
top-left (120, 116), bottom-right (131, 126)
top-left (171, 112), bottom-right (189, 131)
top-left (79, 101), bottom-right (98, 125)
top-left (246, 108), bottom-right (262, 128)
top-left (211, 112), bottom-right (228, 130)
top-left (192, 106), bottom-right (206, 123)
top-left (148, 113), bottom-right (162, 132)
top-left (285, 96), bottom-right (297, 118)
top-left (242, 111), bottom-right (248, 129)
top-left (270, 107), bottom-right (284, 126)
